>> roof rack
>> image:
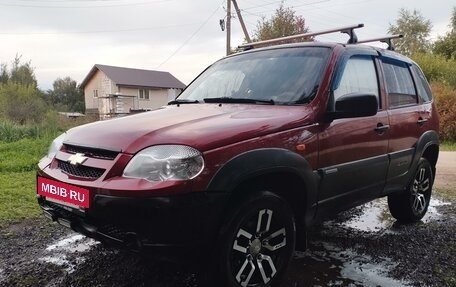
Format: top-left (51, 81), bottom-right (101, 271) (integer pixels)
top-left (238, 23), bottom-right (364, 50)
top-left (356, 34), bottom-right (403, 51)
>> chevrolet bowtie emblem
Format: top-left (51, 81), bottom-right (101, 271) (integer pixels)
top-left (67, 153), bottom-right (88, 165)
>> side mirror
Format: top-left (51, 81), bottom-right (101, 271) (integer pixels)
top-left (327, 93), bottom-right (378, 121)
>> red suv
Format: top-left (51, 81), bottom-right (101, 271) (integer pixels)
top-left (37, 28), bottom-right (439, 287)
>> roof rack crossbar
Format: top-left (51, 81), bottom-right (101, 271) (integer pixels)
top-left (238, 23), bottom-right (364, 50)
top-left (356, 34), bottom-right (404, 50)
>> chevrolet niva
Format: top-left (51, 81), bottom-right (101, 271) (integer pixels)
top-left (37, 25), bottom-right (439, 287)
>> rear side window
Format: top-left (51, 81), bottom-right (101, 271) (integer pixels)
top-left (411, 65), bottom-right (433, 102)
top-left (333, 56), bottom-right (379, 104)
top-left (382, 59), bottom-right (417, 107)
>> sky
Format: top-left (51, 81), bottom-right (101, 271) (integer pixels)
top-left (0, 0), bottom-right (453, 90)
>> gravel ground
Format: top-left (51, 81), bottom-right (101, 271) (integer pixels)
top-left (0, 153), bottom-right (455, 287)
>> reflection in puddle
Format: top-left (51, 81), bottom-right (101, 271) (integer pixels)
top-left (286, 243), bottom-right (412, 287)
top-left (338, 197), bottom-right (451, 233)
top-left (39, 233), bottom-right (98, 273)
top-left (0, 268), bottom-right (4, 283)
top-left (332, 247), bottom-right (410, 287)
top-left (284, 196), bottom-right (452, 286)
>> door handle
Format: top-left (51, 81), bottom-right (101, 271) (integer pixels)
top-left (374, 123), bottom-right (390, 134)
top-left (417, 118), bottom-right (428, 126)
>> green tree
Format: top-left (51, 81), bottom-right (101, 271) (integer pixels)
top-left (0, 63), bottom-right (9, 84)
top-left (0, 82), bottom-right (47, 124)
top-left (9, 55), bottom-right (37, 88)
top-left (0, 56), bottom-right (47, 124)
top-left (46, 77), bottom-right (85, 112)
top-left (388, 8), bottom-right (432, 56)
top-left (252, 3), bottom-right (311, 43)
top-left (433, 7), bottom-right (456, 60)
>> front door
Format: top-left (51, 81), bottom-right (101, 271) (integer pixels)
top-left (318, 53), bottom-right (389, 214)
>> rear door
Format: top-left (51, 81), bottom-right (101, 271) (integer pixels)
top-left (380, 57), bottom-right (423, 193)
top-left (317, 51), bottom-right (389, 214)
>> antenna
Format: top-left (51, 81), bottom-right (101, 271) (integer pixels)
top-left (238, 24), bottom-right (364, 50)
top-left (356, 34), bottom-right (404, 51)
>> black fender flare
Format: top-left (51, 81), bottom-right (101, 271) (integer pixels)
top-left (411, 130), bottom-right (439, 176)
top-left (206, 148), bottom-right (319, 226)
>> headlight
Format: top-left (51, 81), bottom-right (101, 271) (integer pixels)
top-left (48, 133), bottom-right (66, 159)
top-left (123, 145), bottom-right (204, 182)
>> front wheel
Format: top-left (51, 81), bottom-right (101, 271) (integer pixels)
top-left (215, 191), bottom-right (295, 287)
top-left (388, 157), bottom-right (434, 223)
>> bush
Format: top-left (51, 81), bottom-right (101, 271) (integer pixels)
top-left (0, 121), bottom-right (42, 142)
top-left (431, 82), bottom-right (456, 141)
top-left (0, 111), bottom-right (97, 143)
top-left (0, 82), bottom-right (47, 125)
top-left (413, 53), bottom-right (456, 88)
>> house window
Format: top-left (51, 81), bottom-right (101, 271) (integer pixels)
top-left (139, 89), bottom-right (150, 100)
top-left (93, 89), bottom-right (98, 98)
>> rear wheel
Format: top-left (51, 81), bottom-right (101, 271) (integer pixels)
top-left (214, 191), bottom-right (295, 287)
top-left (388, 157), bottom-right (434, 223)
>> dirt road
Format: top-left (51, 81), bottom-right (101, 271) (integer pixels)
top-left (0, 153), bottom-right (454, 287)
top-left (435, 151), bottom-right (456, 189)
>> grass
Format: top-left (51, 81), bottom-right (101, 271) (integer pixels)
top-left (0, 115), bottom-right (97, 227)
top-left (441, 141), bottom-right (456, 151)
top-left (435, 187), bottom-right (456, 201)
top-left (0, 171), bottom-right (42, 227)
top-left (0, 133), bottom-right (57, 227)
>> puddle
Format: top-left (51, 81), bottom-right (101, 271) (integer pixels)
top-left (39, 233), bottom-right (98, 273)
top-left (329, 246), bottom-right (411, 287)
top-left (338, 197), bottom-right (451, 233)
top-left (286, 243), bottom-right (412, 287)
top-left (0, 268), bottom-right (4, 283)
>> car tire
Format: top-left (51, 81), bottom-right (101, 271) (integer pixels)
top-left (388, 157), bottom-right (434, 223)
top-left (211, 191), bottom-right (296, 287)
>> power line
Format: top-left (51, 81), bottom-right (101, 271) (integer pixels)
top-left (0, 0), bottom-right (172, 8)
top-left (156, 2), bottom-right (224, 69)
top-left (0, 23), bottom-right (199, 35)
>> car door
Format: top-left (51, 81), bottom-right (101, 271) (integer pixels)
top-left (317, 52), bottom-right (389, 214)
top-left (381, 57), bottom-right (429, 193)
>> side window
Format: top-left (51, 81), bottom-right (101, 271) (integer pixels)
top-left (333, 56), bottom-right (379, 107)
top-left (382, 59), bottom-right (417, 107)
top-left (139, 89), bottom-right (150, 100)
top-left (411, 65), bottom-right (433, 103)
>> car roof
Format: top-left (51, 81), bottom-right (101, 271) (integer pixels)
top-left (232, 41), bottom-right (414, 65)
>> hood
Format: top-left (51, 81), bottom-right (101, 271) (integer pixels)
top-left (65, 104), bottom-right (312, 154)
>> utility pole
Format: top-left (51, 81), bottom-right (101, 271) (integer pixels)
top-left (232, 0), bottom-right (251, 43)
top-left (226, 0), bottom-right (231, 55)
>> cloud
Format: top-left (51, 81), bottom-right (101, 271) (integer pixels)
top-left (0, 0), bottom-right (452, 90)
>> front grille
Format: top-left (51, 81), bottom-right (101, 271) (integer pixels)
top-left (58, 160), bottom-right (105, 179)
top-left (64, 144), bottom-right (119, 160)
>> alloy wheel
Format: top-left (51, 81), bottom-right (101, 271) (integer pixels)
top-left (411, 167), bottom-right (431, 215)
top-left (230, 208), bottom-right (288, 287)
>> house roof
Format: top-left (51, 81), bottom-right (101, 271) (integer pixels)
top-left (80, 64), bottom-right (186, 89)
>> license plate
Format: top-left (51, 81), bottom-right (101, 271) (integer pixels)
top-left (37, 176), bottom-right (90, 208)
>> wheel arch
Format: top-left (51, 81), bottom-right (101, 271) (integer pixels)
top-left (207, 148), bottom-right (319, 249)
top-left (414, 130), bottom-right (439, 178)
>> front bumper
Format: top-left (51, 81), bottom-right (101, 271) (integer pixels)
top-left (38, 188), bottom-right (228, 258)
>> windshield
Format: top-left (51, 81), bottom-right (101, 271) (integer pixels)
top-left (178, 47), bottom-right (330, 105)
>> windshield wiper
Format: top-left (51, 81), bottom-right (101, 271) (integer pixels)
top-left (203, 97), bottom-right (275, 105)
top-left (168, 99), bottom-right (200, 105)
